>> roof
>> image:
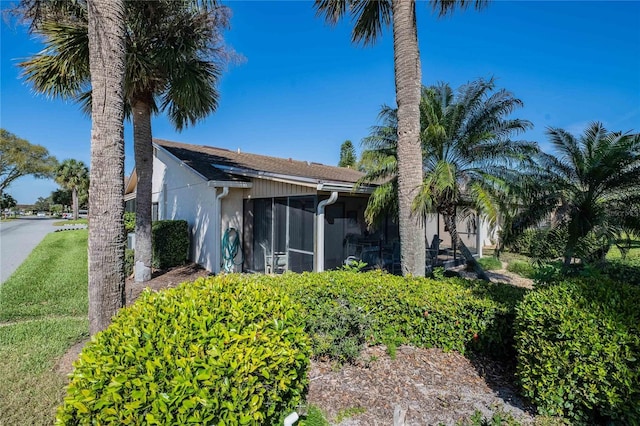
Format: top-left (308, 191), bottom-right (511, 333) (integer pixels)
top-left (154, 139), bottom-right (366, 186)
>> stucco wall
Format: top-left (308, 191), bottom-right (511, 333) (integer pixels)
top-left (154, 148), bottom-right (217, 272)
top-left (247, 179), bottom-right (314, 198)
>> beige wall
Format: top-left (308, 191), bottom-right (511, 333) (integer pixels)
top-left (247, 179), bottom-right (315, 199)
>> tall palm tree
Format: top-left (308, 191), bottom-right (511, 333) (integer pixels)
top-left (315, 0), bottom-right (487, 276)
top-left (55, 159), bottom-right (88, 220)
top-left (87, 0), bottom-right (127, 335)
top-left (20, 0), bottom-right (228, 282)
top-left (510, 123), bottom-right (640, 268)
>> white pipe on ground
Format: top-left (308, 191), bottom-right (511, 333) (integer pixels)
top-left (315, 191), bottom-right (338, 272)
top-left (283, 412), bottom-right (299, 426)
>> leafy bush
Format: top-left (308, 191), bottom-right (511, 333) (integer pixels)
top-left (124, 248), bottom-right (134, 277)
top-left (124, 212), bottom-right (136, 234)
top-left (57, 275), bottom-right (311, 425)
top-left (477, 256), bottom-right (502, 271)
top-left (506, 260), bottom-right (535, 278)
top-left (515, 278), bottom-right (640, 423)
top-left (152, 220), bottom-right (189, 269)
top-left (601, 259), bottom-right (640, 286)
top-left (508, 229), bottom-right (564, 260)
top-left (272, 271), bottom-right (526, 361)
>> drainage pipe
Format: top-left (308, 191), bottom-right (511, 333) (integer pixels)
top-left (214, 187), bottom-right (229, 274)
top-left (314, 191), bottom-right (338, 272)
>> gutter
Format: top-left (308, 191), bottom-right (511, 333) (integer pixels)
top-left (314, 191), bottom-right (338, 272)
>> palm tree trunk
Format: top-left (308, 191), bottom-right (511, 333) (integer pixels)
top-left (392, 0), bottom-right (426, 276)
top-left (444, 214), bottom-right (491, 282)
top-left (132, 96), bottom-right (153, 282)
top-left (87, 0), bottom-right (127, 335)
top-left (72, 187), bottom-right (79, 220)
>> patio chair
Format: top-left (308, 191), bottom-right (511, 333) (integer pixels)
top-left (260, 243), bottom-right (288, 274)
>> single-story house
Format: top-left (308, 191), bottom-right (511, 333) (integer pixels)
top-left (125, 139), bottom-right (488, 274)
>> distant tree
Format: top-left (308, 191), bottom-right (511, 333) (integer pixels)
top-left (0, 129), bottom-right (58, 197)
top-left (338, 140), bottom-right (357, 168)
top-left (1, 193), bottom-right (17, 210)
top-left (55, 159), bottom-right (89, 220)
top-left (51, 188), bottom-right (72, 209)
top-left (34, 196), bottom-right (51, 212)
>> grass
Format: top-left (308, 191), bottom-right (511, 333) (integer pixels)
top-left (0, 230), bottom-right (89, 425)
top-left (0, 230), bottom-right (88, 322)
top-left (52, 218), bottom-right (88, 226)
top-left (477, 256), bottom-right (503, 271)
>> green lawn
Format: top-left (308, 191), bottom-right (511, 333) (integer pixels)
top-left (0, 230), bottom-right (89, 425)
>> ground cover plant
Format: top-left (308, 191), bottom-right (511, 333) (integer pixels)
top-left (515, 278), bottom-right (640, 423)
top-left (477, 256), bottom-right (503, 271)
top-left (0, 230), bottom-right (88, 425)
top-left (57, 275), bottom-right (311, 425)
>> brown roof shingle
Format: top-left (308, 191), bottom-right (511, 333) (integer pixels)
top-left (155, 139), bottom-right (365, 185)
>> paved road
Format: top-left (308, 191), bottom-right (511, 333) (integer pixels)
top-left (0, 217), bottom-right (58, 283)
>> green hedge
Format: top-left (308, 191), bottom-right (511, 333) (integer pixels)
top-left (56, 276), bottom-right (311, 425)
top-left (266, 271), bottom-right (526, 362)
top-left (506, 260), bottom-right (535, 278)
top-left (515, 278), bottom-right (640, 423)
top-left (152, 220), bottom-right (189, 269)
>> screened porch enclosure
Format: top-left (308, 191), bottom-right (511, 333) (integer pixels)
top-left (243, 196), bottom-right (316, 273)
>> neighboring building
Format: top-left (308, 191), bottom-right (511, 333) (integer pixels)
top-left (124, 139), bottom-right (486, 274)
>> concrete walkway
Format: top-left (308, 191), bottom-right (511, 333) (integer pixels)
top-left (0, 217), bottom-right (58, 283)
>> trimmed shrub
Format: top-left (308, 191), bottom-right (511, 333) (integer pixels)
top-left (152, 220), bottom-right (189, 269)
top-left (272, 271), bottom-right (526, 361)
top-left (56, 275), bottom-right (311, 425)
top-left (477, 256), bottom-right (502, 271)
top-left (515, 278), bottom-right (640, 423)
top-left (506, 260), bottom-right (535, 278)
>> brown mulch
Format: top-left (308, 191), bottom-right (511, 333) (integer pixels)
top-left (55, 264), bottom-right (537, 425)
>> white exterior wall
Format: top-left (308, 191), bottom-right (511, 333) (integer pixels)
top-left (153, 149), bottom-right (218, 272)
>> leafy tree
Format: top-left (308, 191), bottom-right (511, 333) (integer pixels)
top-left (359, 79), bottom-right (536, 280)
top-left (51, 188), bottom-right (72, 208)
top-left (55, 159), bottom-right (89, 220)
top-left (1, 193), bottom-right (17, 210)
top-left (20, 0), bottom-right (230, 283)
top-left (338, 140), bottom-right (357, 168)
top-left (34, 196), bottom-right (51, 212)
top-left (315, 0), bottom-right (487, 276)
top-left (0, 129), bottom-right (57, 196)
top-left (511, 123), bottom-right (640, 268)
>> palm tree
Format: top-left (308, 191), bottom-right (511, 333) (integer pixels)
top-left (414, 79), bottom-right (536, 279)
top-left (21, 0), bottom-right (228, 282)
top-left (315, 0), bottom-right (487, 276)
top-left (510, 123), bottom-right (640, 268)
top-left (87, 0), bottom-right (127, 335)
top-left (15, 0), bottom-right (127, 335)
top-left (360, 79), bottom-right (536, 280)
top-left (55, 159), bottom-right (88, 220)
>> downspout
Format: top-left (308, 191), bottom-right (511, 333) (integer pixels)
top-left (214, 187), bottom-right (229, 274)
top-left (476, 214), bottom-right (483, 258)
top-left (314, 191), bottom-right (338, 272)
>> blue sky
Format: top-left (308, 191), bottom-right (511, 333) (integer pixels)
top-left (1, 1), bottom-right (639, 204)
